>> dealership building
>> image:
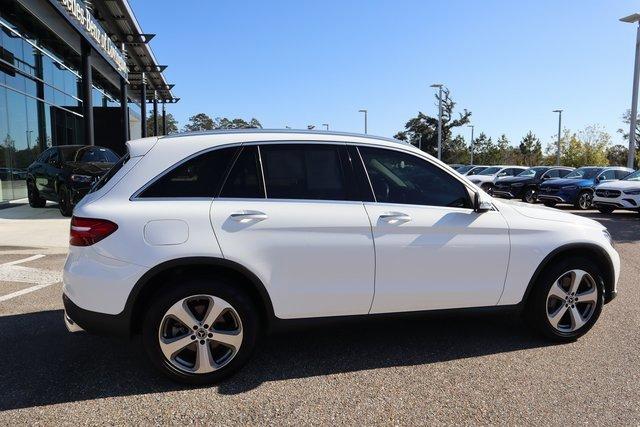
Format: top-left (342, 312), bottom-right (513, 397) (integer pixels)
top-left (0, 0), bottom-right (177, 202)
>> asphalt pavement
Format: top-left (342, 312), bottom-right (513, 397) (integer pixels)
top-left (0, 207), bottom-right (638, 425)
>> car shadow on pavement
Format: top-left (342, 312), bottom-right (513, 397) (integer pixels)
top-left (0, 308), bottom-right (553, 410)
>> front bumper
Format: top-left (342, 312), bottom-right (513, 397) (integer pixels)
top-left (593, 193), bottom-right (640, 211)
top-left (494, 186), bottom-right (525, 199)
top-left (537, 188), bottom-right (577, 204)
top-left (63, 293), bottom-right (130, 338)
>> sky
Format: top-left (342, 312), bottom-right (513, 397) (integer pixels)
top-left (131, 0), bottom-right (639, 149)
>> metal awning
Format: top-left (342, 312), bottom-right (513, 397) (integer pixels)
top-left (91, 0), bottom-right (177, 103)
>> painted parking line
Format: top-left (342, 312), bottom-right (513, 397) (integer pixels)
top-left (0, 254), bottom-right (62, 302)
top-left (0, 284), bottom-right (53, 302)
top-left (1, 254), bottom-right (46, 266)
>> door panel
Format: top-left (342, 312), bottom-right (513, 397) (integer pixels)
top-left (210, 199), bottom-right (375, 319)
top-left (365, 203), bottom-right (510, 313)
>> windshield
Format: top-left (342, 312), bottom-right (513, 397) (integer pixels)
top-left (623, 170), bottom-right (640, 181)
top-left (90, 153), bottom-right (130, 193)
top-left (478, 166), bottom-right (502, 175)
top-left (456, 165), bottom-right (474, 173)
top-left (564, 167), bottom-right (601, 179)
top-left (60, 146), bottom-right (119, 163)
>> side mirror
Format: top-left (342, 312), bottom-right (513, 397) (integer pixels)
top-left (474, 192), bottom-right (492, 213)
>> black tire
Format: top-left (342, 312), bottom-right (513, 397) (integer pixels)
top-left (58, 185), bottom-right (73, 217)
top-left (574, 190), bottom-right (593, 210)
top-left (525, 256), bottom-right (604, 342)
top-left (597, 206), bottom-right (615, 214)
top-left (543, 201), bottom-right (557, 207)
top-left (482, 183), bottom-right (494, 195)
top-left (522, 187), bottom-right (537, 204)
top-left (27, 181), bottom-right (46, 208)
top-left (142, 276), bottom-right (259, 385)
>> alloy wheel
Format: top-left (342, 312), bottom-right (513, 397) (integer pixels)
top-left (546, 269), bottom-right (598, 333)
top-left (524, 188), bottom-right (536, 203)
top-left (578, 192), bottom-right (592, 210)
top-left (158, 294), bottom-right (243, 374)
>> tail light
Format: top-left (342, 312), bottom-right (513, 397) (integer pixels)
top-left (70, 216), bottom-right (118, 246)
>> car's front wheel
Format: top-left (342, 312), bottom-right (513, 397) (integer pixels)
top-left (522, 187), bottom-right (537, 204)
top-left (526, 257), bottom-right (604, 341)
top-left (142, 277), bottom-right (259, 384)
top-left (58, 185), bottom-right (73, 217)
top-left (574, 190), bottom-right (593, 210)
top-left (27, 181), bottom-right (46, 208)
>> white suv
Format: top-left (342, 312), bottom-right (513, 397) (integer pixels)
top-left (63, 130), bottom-right (620, 384)
top-left (592, 169), bottom-right (640, 215)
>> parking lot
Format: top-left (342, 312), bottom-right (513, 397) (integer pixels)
top-left (0, 205), bottom-right (639, 425)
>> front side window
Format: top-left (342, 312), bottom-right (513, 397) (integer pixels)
top-left (598, 169), bottom-right (617, 181)
top-left (543, 169), bottom-right (560, 178)
top-left (559, 169), bottom-right (573, 177)
top-left (260, 144), bottom-right (349, 201)
top-left (359, 146), bottom-right (471, 208)
top-left (139, 147), bottom-right (238, 198)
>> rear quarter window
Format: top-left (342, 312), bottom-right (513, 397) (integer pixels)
top-left (138, 147), bottom-right (239, 198)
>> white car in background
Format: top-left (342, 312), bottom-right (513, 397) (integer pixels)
top-left (592, 169), bottom-right (640, 215)
top-left (468, 165), bottom-right (528, 194)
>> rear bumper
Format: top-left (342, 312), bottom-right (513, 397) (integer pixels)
top-left (63, 293), bottom-right (130, 338)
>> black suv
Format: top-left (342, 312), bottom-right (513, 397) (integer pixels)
top-left (493, 166), bottom-right (574, 203)
top-left (26, 145), bottom-right (119, 216)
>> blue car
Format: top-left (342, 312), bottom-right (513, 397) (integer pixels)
top-left (538, 166), bottom-right (634, 210)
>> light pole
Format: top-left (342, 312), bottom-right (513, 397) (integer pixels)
top-left (621, 13), bottom-right (640, 168)
top-left (358, 109), bottom-right (368, 134)
top-left (430, 84), bottom-right (444, 160)
top-left (322, 123), bottom-right (329, 131)
top-left (553, 109), bottom-right (563, 165)
top-left (467, 125), bottom-right (474, 165)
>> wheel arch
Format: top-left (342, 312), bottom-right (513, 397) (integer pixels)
top-left (125, 257), bottom-right (276, 335)
top-left (521, 243), bottom-right (616, 305)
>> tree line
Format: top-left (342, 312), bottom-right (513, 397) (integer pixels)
top-left (395, 90), bottom-right (639, 168)
top-left (145, 112), bottom-right (261, 135)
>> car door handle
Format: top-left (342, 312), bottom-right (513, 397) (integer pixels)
top-left (379, 212), bottom-right (412, 222)
top-left (230, 210), bottom-right (268, 221)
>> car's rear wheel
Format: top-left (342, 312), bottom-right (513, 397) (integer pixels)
top-left (543, 201), bottom-right (557, 207)
top-left (574, 190), bottom-right (593, 210)
top-left (142, 277), bottom-right (259, 384)
top-left (58, 185), bottom-right (73, 217)
top-left (482, 183), bottom-right (494, 195)
top-left (27, 181), bottom-right (46, 208)
top-left (526, 257), bottom-right (604, 341)
top-left (597, 206), bottom-right (615, 214)
top-left (522, 187), bottom-right (537, 204)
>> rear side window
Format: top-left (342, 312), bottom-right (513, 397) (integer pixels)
top-left (139, 147), bottom-right (238, 198)
top-left (219, 146), bottom-right (264, 198)
top-left (260, 144), bottom-right (350, 201)
top-left (615, 170), bottom-right (631, 179)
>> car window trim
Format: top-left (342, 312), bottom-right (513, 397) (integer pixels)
top-left (354, 144), bottom-right (475, 210)
top-left (130, 143), bottom-right (243, 201)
